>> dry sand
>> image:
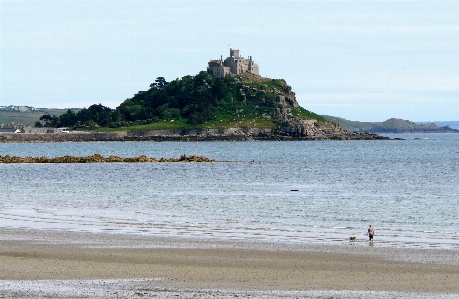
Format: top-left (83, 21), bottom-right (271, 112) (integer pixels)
top-left (0, 228), bottom-right (458, 298)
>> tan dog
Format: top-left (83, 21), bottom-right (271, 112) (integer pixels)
top-left (349, 236), bottom-right (356, 242)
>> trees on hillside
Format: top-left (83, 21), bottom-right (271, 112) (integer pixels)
top-left (36, 105), bottom-right (113, 128)
top-left (36, 71), bottom-right (245, 128)
top-left (150, 77), bottom-right (168, 90)
top-left (114, 71), bottom-right (235, 126)
top-left (38, 114), bottom-right (59, 127)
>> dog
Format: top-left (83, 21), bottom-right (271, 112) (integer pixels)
top-left (349, 236), bottom-right (356, 242)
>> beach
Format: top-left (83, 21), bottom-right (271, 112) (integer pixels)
top-left (1, 228), bottom-right (458, 298)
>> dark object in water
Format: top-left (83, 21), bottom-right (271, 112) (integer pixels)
top-left (290, 189), bottom-right (298, 192)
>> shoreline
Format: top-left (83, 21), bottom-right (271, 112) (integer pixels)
top-left (1, 228), bottom-right (458, 298)
top-left (0, 128), bottom-right (390, 143)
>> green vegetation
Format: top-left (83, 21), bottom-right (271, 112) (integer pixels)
top-left (32, 71), bottom-right (326, 131)
top-left (321, 116), bottom-right (375, 132)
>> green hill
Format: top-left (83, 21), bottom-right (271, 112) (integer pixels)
top-left (34, 71), bottom-right (326, 134)
top-left (4, 72), bottom-right (395, 140)
top-left (0, 109), bottom-right (81, 127)
top-left (323, 116), bottom-right (459, 133)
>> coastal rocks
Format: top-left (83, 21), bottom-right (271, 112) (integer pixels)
top-left (0, 123), bottom-right (390, 143)
top-left (0, 154), bottom-right (216, 163)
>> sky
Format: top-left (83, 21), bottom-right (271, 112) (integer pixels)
top-left (1, 1), bottom-right (458, 122)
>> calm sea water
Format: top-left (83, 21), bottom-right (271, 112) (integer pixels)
top-left (1, 134), bottom-right (457, 249)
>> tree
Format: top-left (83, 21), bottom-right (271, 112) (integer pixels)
top-left (78, 104), bottom-right (113, 127)
top-left (150, 77), bottom-right (168, 90)
top-left (34, 121), bottom-right (43, 128)
top-left (58, 110), bottom-right (77, 127)
top-left (39, 114), bottom-right (59, 127)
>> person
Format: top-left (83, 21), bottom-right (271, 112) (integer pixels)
top-left (368, 225), bottom-right (374, 242)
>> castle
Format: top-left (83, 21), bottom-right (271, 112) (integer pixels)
top-left (207, 49), bottom-right (259, 78)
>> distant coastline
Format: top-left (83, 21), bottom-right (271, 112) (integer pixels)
top-left (2, 107), bottom-right (456, 138)
top-left (323, 116), bottom-right (459, 133)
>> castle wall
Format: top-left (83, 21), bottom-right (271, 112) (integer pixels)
top-left (248, 60), bottom-right (259, 75)
top-left (208, 49), bottom-right (259, 78)
top-left (208, 65), bottom-right (230, 78)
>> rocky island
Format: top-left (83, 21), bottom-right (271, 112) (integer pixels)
top-left (1, 49), bottom-right (389, 142)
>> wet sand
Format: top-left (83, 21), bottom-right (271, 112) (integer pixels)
top-left (1, 228), bottom-right (458, 298)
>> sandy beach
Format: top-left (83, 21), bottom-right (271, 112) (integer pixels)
top-left (1, 228), bottom-right (458, 298)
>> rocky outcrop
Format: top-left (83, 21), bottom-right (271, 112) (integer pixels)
top-left (237, 74), bottom-right (337, 137)
top-left (0, 154), bottom-right (215, 163)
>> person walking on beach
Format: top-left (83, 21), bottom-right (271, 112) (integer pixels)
top-left (368, 225), bottom-right (374, 242)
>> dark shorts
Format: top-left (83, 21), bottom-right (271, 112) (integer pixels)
top-left (369, 234), bottom-right (373, 240)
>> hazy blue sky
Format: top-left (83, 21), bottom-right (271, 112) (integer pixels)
top-left (1, 1), bottom-right (458, 121)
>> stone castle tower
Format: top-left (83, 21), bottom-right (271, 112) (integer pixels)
top-left (207, 48), bottom-right (259, 78)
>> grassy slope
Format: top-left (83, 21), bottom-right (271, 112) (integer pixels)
top-left (322, 115), bottom-right (374, 131)
top-left (0, 109), bottom-right (81, 126)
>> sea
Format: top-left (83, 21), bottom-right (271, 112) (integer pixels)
top-left (1, 133), bottom-right (457, 250)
